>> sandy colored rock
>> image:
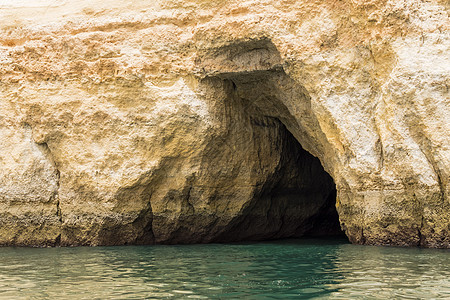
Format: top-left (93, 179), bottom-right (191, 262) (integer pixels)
top-left (0, 0), bottom-right (448, 247)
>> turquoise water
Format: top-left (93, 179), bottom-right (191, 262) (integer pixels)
top-left (0, 239), bottom-right (448, 299)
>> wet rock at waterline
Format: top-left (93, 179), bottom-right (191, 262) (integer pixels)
top-left (0, 0), bottom-right (448, 247)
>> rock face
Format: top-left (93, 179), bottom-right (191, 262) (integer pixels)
top-left (0, 0), bottom-right (448, 247)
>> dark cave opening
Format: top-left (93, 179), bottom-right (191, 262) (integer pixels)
top-left (177, 37), bottom-right (347, 244)
top-left (266, 123), bottom-right (344, 239)
top-left (212, 114), bottom-right (345, 243)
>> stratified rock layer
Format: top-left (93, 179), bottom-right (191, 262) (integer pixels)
top-left (0, 0), bottom-right (448, 247)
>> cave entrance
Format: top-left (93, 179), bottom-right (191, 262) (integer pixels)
top-left (196, 39), bottom-right (345, 243)
top-left (212, 111), bottom-right (345, 242)
top-left (256, 122), bottom-right (343, 239)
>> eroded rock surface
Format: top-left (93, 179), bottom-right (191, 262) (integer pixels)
top-left (0, 0), bottom-right (448, 247)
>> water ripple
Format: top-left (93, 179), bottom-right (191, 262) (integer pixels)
top-left (0, 239), bottom-right (448, 298)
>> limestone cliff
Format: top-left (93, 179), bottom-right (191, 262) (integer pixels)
top-left (0, 0), bottom-right (448, 247)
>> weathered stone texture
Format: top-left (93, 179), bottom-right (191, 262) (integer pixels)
top-left (0, 0), bottom-right (448, 247)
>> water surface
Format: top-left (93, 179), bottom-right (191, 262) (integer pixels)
top-left (0, 239), bottom-right (448, 299)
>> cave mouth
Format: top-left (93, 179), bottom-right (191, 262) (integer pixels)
top-left (212, 117), bottom-right (345, 242)
top-left (274, 123), bottom-right (344, 239)
top-left (192, 38), bottom-right (346, 244)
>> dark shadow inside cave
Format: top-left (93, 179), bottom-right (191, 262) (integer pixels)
top-left (212, 116), bottom-right (345, 243)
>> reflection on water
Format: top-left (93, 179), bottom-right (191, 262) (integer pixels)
top-left (0, 239), bottom-right (448, 299)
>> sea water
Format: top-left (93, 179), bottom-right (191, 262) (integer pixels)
top-left (0, 238), bottom-right (448, 299)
